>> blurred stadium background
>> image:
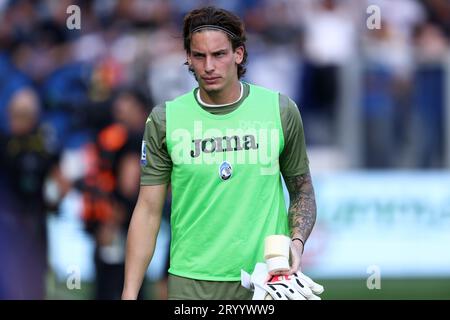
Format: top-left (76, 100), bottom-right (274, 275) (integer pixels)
top-left (1, 0), bottom-right (450, 300)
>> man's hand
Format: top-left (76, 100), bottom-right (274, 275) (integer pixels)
top-left (289, 239), bottom-right (303, 275)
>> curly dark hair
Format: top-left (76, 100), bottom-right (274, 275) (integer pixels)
top-left (183, 6), bottom-right (247, 79)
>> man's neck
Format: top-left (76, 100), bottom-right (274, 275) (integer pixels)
top-left (199, 80), bottom-right (241, 106)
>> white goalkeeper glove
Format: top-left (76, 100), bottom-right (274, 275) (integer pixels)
top-left (241, 262), bottom-right (324, 300)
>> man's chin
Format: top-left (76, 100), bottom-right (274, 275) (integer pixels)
top-left (201, 82), bottom-right (222, 93)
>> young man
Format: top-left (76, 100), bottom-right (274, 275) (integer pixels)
top-left (122, 6), bottom-right (317, 300)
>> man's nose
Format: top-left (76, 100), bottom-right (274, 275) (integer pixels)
top-left (205, 56), bottom-right (214, 73)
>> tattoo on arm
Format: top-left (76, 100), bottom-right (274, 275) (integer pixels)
top-left (284, 172), bottom-right (317, 243)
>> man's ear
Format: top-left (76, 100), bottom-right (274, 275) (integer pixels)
top-left (234, 46), bottom-right (244, 65)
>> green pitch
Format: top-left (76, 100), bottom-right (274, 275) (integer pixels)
top-left (318, 278), bottom-right (450, 300)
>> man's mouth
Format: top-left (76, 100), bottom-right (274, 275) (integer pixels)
top-left (202, 77), bottom-right (220, 84)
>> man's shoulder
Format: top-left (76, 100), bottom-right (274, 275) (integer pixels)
top-left (148, 103), bottom-right (166, 122)
top-left (152, 103), bottom-right (166, 114)
top-left (278, 93), bottom-right (297, 111)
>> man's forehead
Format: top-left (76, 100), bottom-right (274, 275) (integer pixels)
top-left (190, 30), bottom-right (231, 51)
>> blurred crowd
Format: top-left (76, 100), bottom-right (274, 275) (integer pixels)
top-left (0, 0), bottom-right (449, 299)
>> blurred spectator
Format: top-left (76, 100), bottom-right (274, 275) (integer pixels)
top-left (361, 0), bottom-right (426, 167)
top-left (79, 88), bottom-right (152, 299)
top-left (412, 22), bottom-right (449, 167)
top-left (422, 0), bottom-right (450, 39)
top-left (0, 53), bottom-right (31, 133)
top-left (299, 0), bottom-right (358, 145)
top-left (362, 22), bottom-right (406, 168)
top-left (0, 88), bottom-right (59, 299)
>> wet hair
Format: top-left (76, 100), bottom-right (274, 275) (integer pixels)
top-left (183, 6), bottom-right (247, 79)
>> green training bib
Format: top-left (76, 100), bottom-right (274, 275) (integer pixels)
top-left (166, 83), bottom-right (288, 280)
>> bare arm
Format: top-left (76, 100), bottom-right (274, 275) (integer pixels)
top-left (121, 184), bottom-right (167, 299)
top-left (284, 171), bottom-right (317, 274)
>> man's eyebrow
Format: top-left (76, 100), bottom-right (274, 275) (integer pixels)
top-left (191, 48), bottom-right (229, 55)
top-left (213, 49), bottom-right (228, 54)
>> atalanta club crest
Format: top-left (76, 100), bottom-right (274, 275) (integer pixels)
top-left (140, 140), bottom-right (147, 166)
top-left (219, 161), bottom-right (232, 181)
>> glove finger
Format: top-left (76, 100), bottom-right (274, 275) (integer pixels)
top-left (266, 280), bottom-right (307, 300)
top-left (311, 284), bottom-right (324, 295)
top-left (278, 282), bottom-right (306, 300)
top-left (265, 284), bottom-right (288, 300)
top-left (285, 287), bottom-right (307, 300)
top-left (297, 273), bottom-right (324, 295)
top-left (307, 293), bottom-right (321, 300)
top-left (292, 276), bottom-right (313, 298)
